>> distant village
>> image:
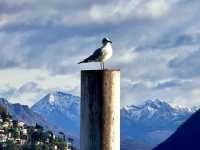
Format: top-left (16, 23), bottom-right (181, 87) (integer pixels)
top-left (0, 106), bottom-right (76, 150)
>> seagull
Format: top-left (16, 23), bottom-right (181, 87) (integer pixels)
top-left (78, 37), bottom-right (113, 69)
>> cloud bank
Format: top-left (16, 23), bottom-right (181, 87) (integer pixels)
top-left (0, 0), bottom-right (200, 107)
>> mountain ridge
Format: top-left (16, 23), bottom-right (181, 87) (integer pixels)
top-left (0, 97), bottom-right (57, 131)
top-left (121, 99), bottom-right (194, 145)
top-left (153, 109), bottom-right (200, 150)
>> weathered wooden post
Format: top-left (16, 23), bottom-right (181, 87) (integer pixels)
top-left (80, 69), bottom-right (120, 150)
top-left (81, 70), bottom-right (120, 150)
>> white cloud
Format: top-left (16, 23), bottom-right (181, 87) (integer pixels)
top-left (0, 0), bottom-right (180, 28)
top-left (145, 0), bottom-right (169, 17)
top-left (113, 49), bottom-right (138, 64)
top-left (0, 68), bottom-right (80, 106)
top-left (0, 0), bottom-right (200, 108)
top-left (89, 0), bottom-right (172, 24)
top-left (0, 68), bottom-right (47, 87)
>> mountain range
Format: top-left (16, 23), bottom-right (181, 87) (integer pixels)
top-left (30, 91), bottom-right (195, 148)
top-left (121, 99), bottom-right (194, 145)
top-left (0, 91), bottom-right (197, 150)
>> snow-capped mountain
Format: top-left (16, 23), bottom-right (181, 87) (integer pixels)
top-left (31, 91), bottom-right (80, 135)
top-left (121, 99), bottom-right (195, 146)
top-left (31, 91), bottom-right (195, 148)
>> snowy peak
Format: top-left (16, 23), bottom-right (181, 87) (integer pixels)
top-left (48, 93), bottom-right (55, 105)
top-left (31, 91), bottom-right (80, 135)
top-left (123, 99), bottom-right (191, 112)
top-left (143, 99), bottom-right (172, 110)
top-left (32, 91), bottom-right (80, 110)
top-left (31, 91), bottom-right (80, 120)
top-left (123, 99), bottom-right (172, 113)
top-left (46, 91), bottom-right (68, 105)
top-left (121, 99), bottom-right (194, 121)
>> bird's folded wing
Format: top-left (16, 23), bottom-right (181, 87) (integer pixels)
top-left (87, 48), bottom-right (102, 61)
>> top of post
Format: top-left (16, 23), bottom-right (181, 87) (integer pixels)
top-left (81, 69), bottom-right (120, 72)
top-left (81, 69), bottom-right (120, 74)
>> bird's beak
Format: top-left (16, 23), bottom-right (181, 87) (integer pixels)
top-left (109, 41), bottom-right (112, 43)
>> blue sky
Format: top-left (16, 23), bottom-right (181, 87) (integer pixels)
top-left (0, 0), bottom-right (200, 107)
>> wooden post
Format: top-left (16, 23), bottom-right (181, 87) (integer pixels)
top-left (80, 70), bottom-right (120, 150)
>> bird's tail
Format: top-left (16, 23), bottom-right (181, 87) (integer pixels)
top-left (78, 58), bottom-right (89, 64)
top-left (78, 61), bottom-right (83, 64)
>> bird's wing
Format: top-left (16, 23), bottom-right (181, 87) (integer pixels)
top-left (79, 48), bottom-right (102, 63)
top-left (89, 48), bottom-right (102, 61)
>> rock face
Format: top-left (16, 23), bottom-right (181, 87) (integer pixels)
top-left (153, 109), bottom-right (200, 150)
top-left (31, 91), bottom-right (80, 135)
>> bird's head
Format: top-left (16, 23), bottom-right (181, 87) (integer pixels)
top-left (102, 37), bottom-right (112, 45)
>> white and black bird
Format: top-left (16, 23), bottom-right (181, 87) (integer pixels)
top-left (78, 37), bottom-right (112, 69)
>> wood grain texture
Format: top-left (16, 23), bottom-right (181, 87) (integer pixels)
top-left (80, 70), bottom-right (120, 150)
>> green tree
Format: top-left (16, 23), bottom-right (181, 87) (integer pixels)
top-left (5, 140), bottom-right (21, 150)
